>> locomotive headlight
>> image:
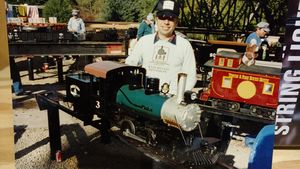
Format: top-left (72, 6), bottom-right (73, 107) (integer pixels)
top-left (190, 92), bottom-right (198, 100)
top-left (184, 90), bottom-right (198, 103)
top-left (161, 83), bottom-right (170, 94)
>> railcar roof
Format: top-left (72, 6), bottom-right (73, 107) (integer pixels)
top-left (204, 59), bottom-right (281, 76)
top-left (216, 51), bottom-right (243, 59)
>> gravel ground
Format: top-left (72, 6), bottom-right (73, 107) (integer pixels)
top-left (12, 57), bottom-right (252, 169)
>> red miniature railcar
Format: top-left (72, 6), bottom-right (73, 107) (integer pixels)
top-left (201, 51), bottom-right (281, 119)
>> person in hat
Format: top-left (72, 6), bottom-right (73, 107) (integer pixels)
top-left (67, 9), bottom-right (86, 71)
top-left (67, 9), bottom-right (85, 40)
top-left (243, 21), bottom-right (271, 65)
top-left (246, 21), bottom-right (270, 47)
top-left (137, 13), bottom-right (155, 40)
top-left (125, 0), bottom-right (197, 95)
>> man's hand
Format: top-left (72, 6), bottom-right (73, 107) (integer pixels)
top-left (245, 44), bottom-right (258, 59)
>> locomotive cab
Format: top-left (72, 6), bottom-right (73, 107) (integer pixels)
top-left (65, 61), bottom-right (146, 121)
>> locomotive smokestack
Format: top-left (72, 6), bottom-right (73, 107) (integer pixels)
top-left (177, 73), bottom-right (187, 104)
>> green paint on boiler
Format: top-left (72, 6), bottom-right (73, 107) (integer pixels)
top-left (116, 85), bottom-right (168, 119)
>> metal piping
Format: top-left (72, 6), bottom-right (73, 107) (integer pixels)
top-left (176, 73), bottom-right (187, 104)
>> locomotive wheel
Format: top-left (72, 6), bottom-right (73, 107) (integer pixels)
top-left (145, 128), bottom-right (157, 146)
top-left (120, 119), bottom-right (136, 134)
top-left (264, 111), bottom-right (273, 120)
top-left (211, 99), bottom-right (219, 108)
top-left (250, 106), bottom-right (263, 117)
top-left (229, 102), bottom-right (240, 112)
top-left (262, 109), bottom-right (276, 120)
top-left (268, 110), bottom-right (276, 120)
top-left (250, 106), bottom-right (257, 115)
top-left (256, 109), bottom-right (262, 117)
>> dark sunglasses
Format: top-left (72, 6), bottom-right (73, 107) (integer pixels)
top-left (157, 16), bottom-right (176, 21)
top-left (259, 28), bottom-right (268, 33)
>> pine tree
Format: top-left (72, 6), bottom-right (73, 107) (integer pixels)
top-left (43, 0), bottom-right (73, 23)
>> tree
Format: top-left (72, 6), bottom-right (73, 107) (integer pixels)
top-left (43, 0), bottom-right (73, 23)
top-left (7, 0), bottom-right (158, 22)
top-left (75, 0), bottom-right (105, 21)
top-left (102, 0), bottom-right (157, 22)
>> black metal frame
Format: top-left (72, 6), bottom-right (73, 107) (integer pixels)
top-left (35, 91), bottom-right (104, 160)
top-left (176, 0), bottom-right (287, 38)
top-left (9, 40), bottom-right (128, 83)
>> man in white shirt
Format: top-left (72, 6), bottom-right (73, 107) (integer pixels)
top-left (125, 0), bottom-right (197, 95)
top-left (67, 9), bottom-right (85, 40)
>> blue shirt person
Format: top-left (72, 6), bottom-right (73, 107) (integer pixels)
top-left (243, 21), bottom-right (270, 65)
top-left (246, 21), bottom-right (270, 48)
top-left (137, 13), bottom-right (155, 40)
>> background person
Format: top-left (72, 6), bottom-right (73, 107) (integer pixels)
top-left (246, 21), bottom-right (270, 47)
top-left (137, 13), bottom-right (155, 40)
top-left (125, 0), bottom-right (197, 95)
top-left (67, 9), bottom-right (85, 40)
top-left (67, 9), bottom-right (88, 71)
top-left (243, 21), bottom-right (270, 65)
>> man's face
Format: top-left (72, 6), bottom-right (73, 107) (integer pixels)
top-left (257, 28), bottom-right (268, 38)
top-left (156, 15), bottom-right (178, 38)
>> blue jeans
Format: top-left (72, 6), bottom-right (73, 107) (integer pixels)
top-left (12, 81), bottom-right (23, 95)
top-left (10, 57), bottom-right (23, 95)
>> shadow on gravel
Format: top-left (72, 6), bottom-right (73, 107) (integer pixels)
top-left (15, 123), bottom-right (87, 160)
top-left (53, 124), bottom-right (168, 169)
top-left (216, 154), bottom-right (238, 169)
top-left (14, 122), bottom-right (171, 169)
top-left (15, 56), bottom-right (56, 72)
top-left (14, 125), bottom-right (27, 144)
top-left (15, 133), bottom-right (50, 160)
top-left (12, 82), bottom-right (65, 108)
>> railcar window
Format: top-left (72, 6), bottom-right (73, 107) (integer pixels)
top-left (219, 58), bottom-right (225, 66)
top-left (227, 59), bottom-right (233, 67)
top-left (263, 83), bottom-right (274, 95)
top-left (222, 76), bottom-right (233, 88)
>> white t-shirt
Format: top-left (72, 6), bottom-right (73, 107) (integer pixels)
top-left (125, 33), bottom-right (197, 95)
top-left (67, 17), bottom-right (85, 34)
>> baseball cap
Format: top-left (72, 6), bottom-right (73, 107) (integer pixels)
top-left (72, 9), bottom-right (79, 16)
top-left (156, 0), bottom-right (180, 18)
top-left (257, 21), bottom-right (270, 33)
top-left (147, 13), bottom-right (154, 21)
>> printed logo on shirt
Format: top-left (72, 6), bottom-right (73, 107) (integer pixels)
top-left (148, 45), bottom-right (169, 73)
top-left (153, 46), bottom-right (169, 63)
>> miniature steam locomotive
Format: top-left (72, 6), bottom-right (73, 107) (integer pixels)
top-left (62, 50), bottom-right (280, 168)
top-left (64, 61), bottom-right (223, 168)
top-left (200, 51), bottom-right (281, 120)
